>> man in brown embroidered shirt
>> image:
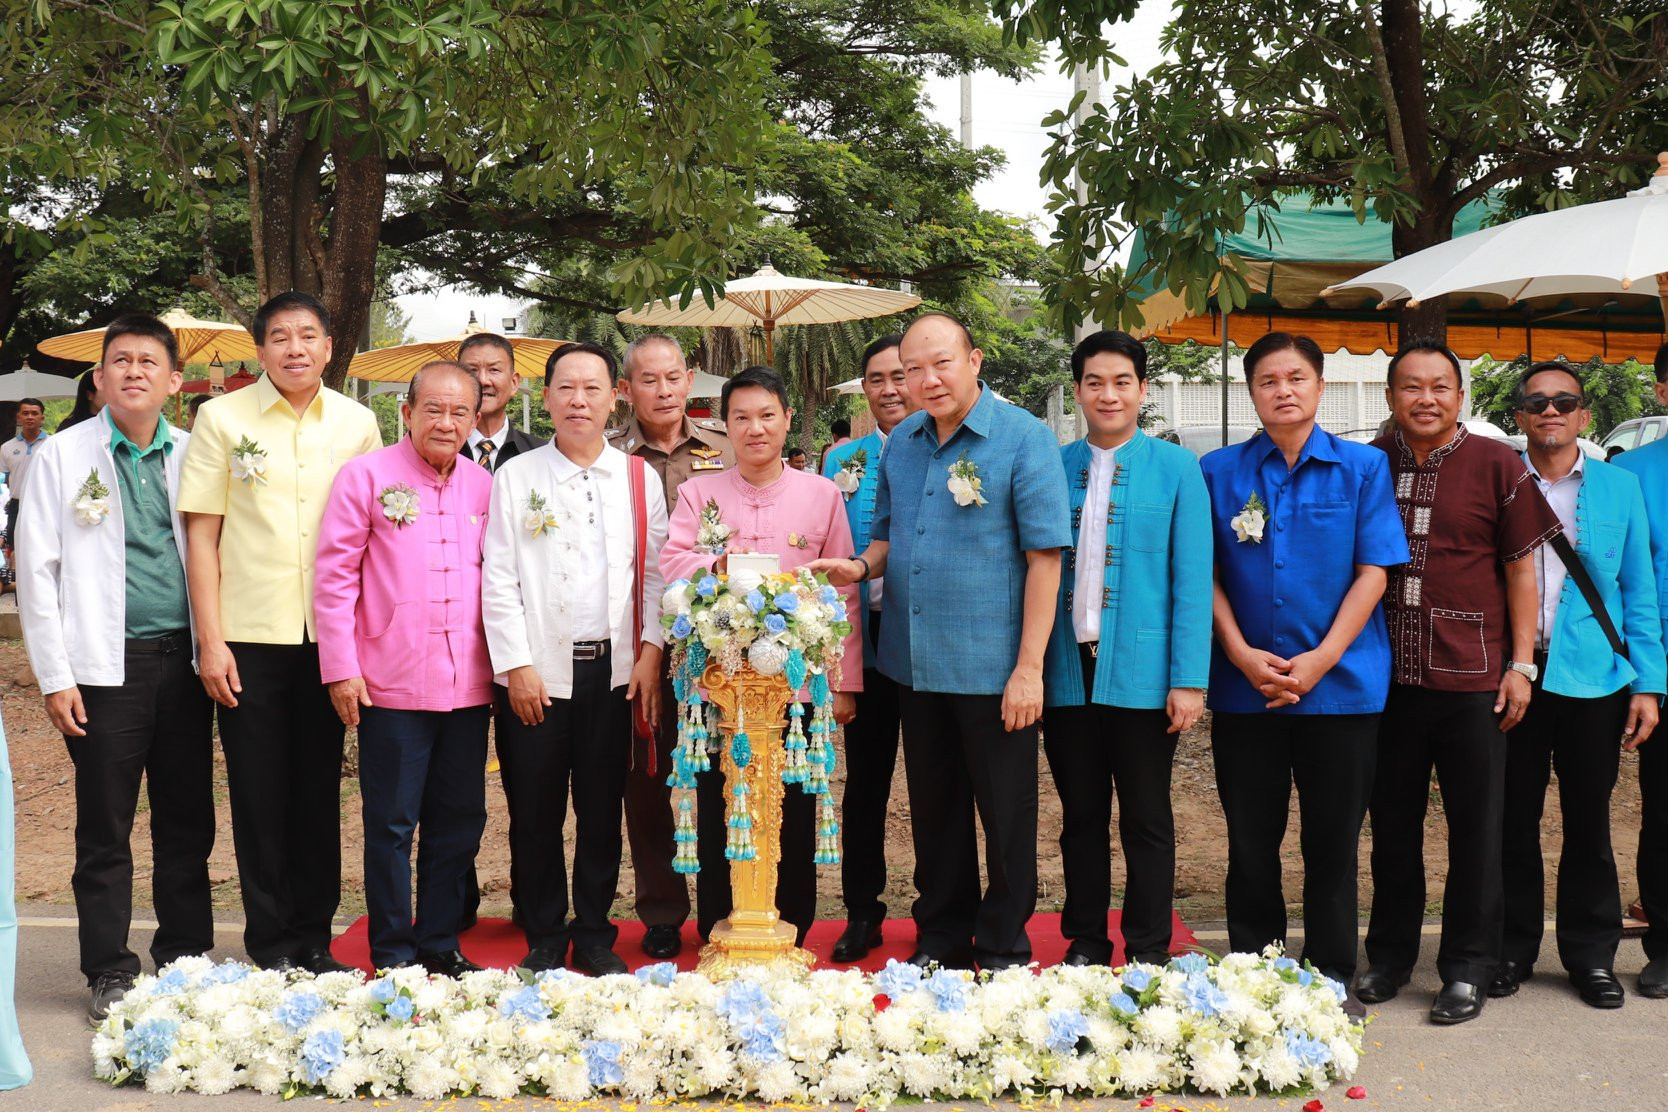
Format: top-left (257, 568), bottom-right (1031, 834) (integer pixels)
top-left (1358, 341), bottom-right (1561, 1026)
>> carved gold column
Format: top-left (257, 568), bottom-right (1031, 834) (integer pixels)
top-left (695, 661), bottom-right (816, 978)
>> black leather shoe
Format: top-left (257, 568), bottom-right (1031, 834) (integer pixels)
top-left (904, 948), bottom-right (974, 971)
top-left (1059, 947), bottom-right (1101, 968)
top-left (832, 920), bottom-right (884, 963)
top-left (1354, 966), bottom-right (1411, 1004)
top-left (1639, 957), bottom-right (1668, 999)
top-left (418, 950), bottom-right (483, 978)
top-left (1488, 960), bottom-right (1533, 998)
top-left (572, 945), bottom-right (628, 976)
top-left (297, 946), bottom-right (354, 975)
top-left (259, 955), bottom-right (299, 973)
top-left (519, 945), bottom-right (566, 973)
top-left (1570, 967), bottom-right (1625, 1009)
top-left (1430, 980), bottom-right (1485, 1024)
top-left (642, 924), bottom-right (683, 960)
top-left (88, 970), bottom-right (135, 1023)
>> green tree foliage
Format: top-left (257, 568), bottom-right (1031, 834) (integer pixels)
top-left (1470, 354), bottom-right (1663, 439)
top-left (1039, 1), bottom-right (1668, 342)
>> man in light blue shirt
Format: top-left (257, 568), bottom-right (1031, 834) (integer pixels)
top-left (813, 311), bottom-right (1070, 970)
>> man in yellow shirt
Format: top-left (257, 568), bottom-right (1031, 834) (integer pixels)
top-left (179, 291), bottom-right (381, 973)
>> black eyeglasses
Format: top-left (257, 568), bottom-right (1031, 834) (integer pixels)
top-left (1518, 392), bottom-right (1584, 415)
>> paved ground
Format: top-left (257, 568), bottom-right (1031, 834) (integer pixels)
top-left (8, 907), bottom-right (1667, 1111)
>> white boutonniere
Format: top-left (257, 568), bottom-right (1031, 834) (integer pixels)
top-left (695, 497), bottom-right (733, 554)
top-left (378, 482), bottom-right (420, 528)
top-left (1232, 491), bottom-right (1267, 543)
top-left (72, 468), bottom-right (111, 526)
top-left (229, 435), bottom-right (268, 487)
top-left (522, 488), bottom-right (559, 538)
top-left (832, 448), bottom-right (867, 500)
top-left (946, 451), bottom-right (987, 507)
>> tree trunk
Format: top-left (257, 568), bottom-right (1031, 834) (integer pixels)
top-left (797, 352), bottom-right (821, 457)
top-left (318, 135), bottom-right (388, 391)
top-left (1381, 0), bottom-right (1451, 347)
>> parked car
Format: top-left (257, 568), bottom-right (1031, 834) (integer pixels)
top-left (1598, 415), bottom-right (1668, 458)
top-left (1501, 433), bottom-right (1606, 459)
top-left (1157, 424), bottom-right (1260, 457)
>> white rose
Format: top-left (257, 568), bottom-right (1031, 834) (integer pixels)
top-left (726, 568), bottom-right (763, 596)
top-left (947, 474), bottom-right (977, 506)
top-left (522, 508), bottom-right (547, 534)
top-left (661, 582), bottom-right (692, 616)
top-left (832, 468), bottom-right (860, 496)
top-left (1231, 508), bottom-right (1265, 543)
top-left (73, 495), bottom-right (109, 526)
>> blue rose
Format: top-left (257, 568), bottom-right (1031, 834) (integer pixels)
top-left (1109, 992), bottom-right (1138, 1016)
top-left (368, 977), bottom-right (398, 1003)
top-left (697, 575), bottom-right (719, 598)
top-left (764, 613), bottom-right (788, 635)
top-left (386, 993), bottom-right (414, 1022)
top-left (1169, 952), bottom-right (1209, 974)
top-left (671, 614), bottom-right (693, 639)
top-left (669, 578), bottom-right (690, 592)
top-left (818, 584), bottom-right (839, 605)
top-left (1121, 968), bottom-right (1152, 993)
top-left (746, 589), bottom-right (767, 613)
top-left (773, 591), bottom-right (799, 613)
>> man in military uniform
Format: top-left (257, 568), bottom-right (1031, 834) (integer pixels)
top-left (604, 333), bottom-right (732, 959)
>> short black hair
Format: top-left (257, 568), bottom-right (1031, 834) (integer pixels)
top-left (188, 394), bottom-right (212, 415)
top-left (721, 365), bottom-right (791, 420)
top-left (1071, 329), bottom-right (1148, 383)
top-left (861, 334), bottom-right (903, 375)
top-left (1243, 332), bottom-right (1323, 384)
top-left (407, 360), bottom-right (484, 409)
top-left (902, 310), bottom-right (977, 355)
top-left (544, 341), bottom-right (617, 387)
top-left (1654, 341), bottom-right (1668, 384)
top-left (457, 332), bottom-right (516, 367)
top-left (1515, 360), bottom-right (1585, 406)
top-left (786, 446), bottom-right (807, 460)
top-left (16, 397), bottom-right (44, 414)
top-left (830, 418), bottom-right (851, 438)
top-left (101, 312), bottom-right (180, 370)
top-left (252, 291), bottom-right (331, 344)
top-left (1386, 339), bottom-right (1462, 388)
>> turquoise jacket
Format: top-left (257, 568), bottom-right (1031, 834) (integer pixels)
top-left (1566, 451), bottom-right (1667, 697)
top-left (1043, 430), bottom-right (1214, 710)
top-left (823, 429), bottom-right (884, 669)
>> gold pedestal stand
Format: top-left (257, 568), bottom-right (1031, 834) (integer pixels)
top-left (694, 662), bottom-right (817, 979)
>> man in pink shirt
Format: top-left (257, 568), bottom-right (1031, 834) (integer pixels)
top-left (314, 360), bottom-right (494, 976)
top-left (660, 365), bottom-right (860, 946)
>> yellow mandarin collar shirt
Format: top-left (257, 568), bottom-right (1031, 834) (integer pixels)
top-left (177, 373), bottom-right (382, 644)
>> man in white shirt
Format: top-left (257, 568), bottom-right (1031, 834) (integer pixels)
top-left (3, 396), bottom-right (48, 564)
top-left (482, 341), bottom-right (667, 975)
top-left (458, 332), bottom-right (540, 473)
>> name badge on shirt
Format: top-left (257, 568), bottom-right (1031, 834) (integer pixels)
top-left (691, 447), bottom-right (725, 471)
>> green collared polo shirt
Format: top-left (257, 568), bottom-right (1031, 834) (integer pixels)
top-left (108, 412), bottom-right (190, 638)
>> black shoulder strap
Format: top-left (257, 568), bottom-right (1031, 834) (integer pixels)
top-left (1549, 532), bottom-right (1627, 659)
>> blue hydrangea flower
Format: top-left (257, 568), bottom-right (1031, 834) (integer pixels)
top-left (1322, 975), bottom-right (1346, 1003)
top-left (832, 602), bottom-right (848, 621)
top-left (200, 962), bottom-right (252, 986)
top-left (151, 967), bottom-right (190, 996)
top-left (368, 977), bottom-right (398, 1003)
top-left (696, 575), bottom-right (719, 598)
top-left (1169, 952), bottom-right (1209, 974)
top-left (635, 962), bottom-right (678, 987)
top-left (872, 958), bottom-right (924, 998)
top-left (925, 968), bottom-right (967, 1013)
top-left (499, 985), bottom-right (551, 1023)
top-left (1283, 1028), bottom-right (1334, 1069)
top-left (1272, 956), bottom-right (1298, 975)
top-left (1109, 992), bottom-right (1139, 1016)
top-left (1183, 971), bottom-right (1230, 1017)
top-left (717, 979), bottom-right (772, 1024)
top-left (124, 1017), bottom-right (179, 1073)
top-left (746, 589), bottom-right (767, 613)
top-left (275, 989), bottom-right (326, 1032)
top-left (773, 591), bottom-right (799, 613)
top-left (671, 614), bottom-right (693, 639)
top-left (1044, 1008), bottom-right (1091, 1053)
top-left (1299, 967), bottom-right (1315, 987)
top-left (734, 1009), bottom-right (785, 1062)
top-left (386, 993), bottom-right (414, 1022)
top-left (764, 613), bottom-right (788, 635)
top-left (818, 584), bottom-right (839, 605)
top-left (300, 1028), bottom-right (346, 1084)
top-left (582, 1039), bottom-right (624, 1087)
top-left (1121, 968), bottom-right (1152, 993)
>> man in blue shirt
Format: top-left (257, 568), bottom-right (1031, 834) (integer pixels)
top-left (1607, 339), bottom-right (1668, 1000)
top-left (812, 311), bottom-right (1070, 970)
top-left (1042, 330), bottom-right (1212, 967)
top-left (821, 334), bottom-right (913, 962)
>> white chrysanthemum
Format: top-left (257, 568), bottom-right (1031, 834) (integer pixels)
top-left (1133, 1005), bottom-right (1184, 1050)
top-left (477, 1059), bottom-right (522, 1099)
top-left (1331, 1037), bottom-right (1361, 1076)
top-left (990, 1051), bottom-right (1033, 1092)
top-left (872, 1004), bottom-right (917, 1052)
top-left (726, 568), bottom-right (764, 595)
top-left (1190, 1039), bottom-right (1244, 1095)
top-left (940, 1009), bottom-right (986, 1056)
top-left (897, 1050), bottom-right (951, 1096)
top-left (1118, 1044), bottom-right (1164, 1091)
top-left (753, 1059), bottom-right (801, 1102)
top-left (1255, 1044), bottom-right (1302, 1091)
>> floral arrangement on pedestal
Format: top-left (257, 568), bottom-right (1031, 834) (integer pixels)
top-left (659, 564), bottom-right (852, 870)
top-left (93, 948), bottom-right (1363, 1103)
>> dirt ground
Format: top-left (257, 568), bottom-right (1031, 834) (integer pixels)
top-left (3, 638), bottom-right (1648, 926)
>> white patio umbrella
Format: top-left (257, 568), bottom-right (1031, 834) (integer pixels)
top-left (616, 263), bottom-right (921, 362)
top-left (684, 370), bottom-right (732, 399)
top-left (1324, 163), bottom-right (1668, 321)
top-left (830, 376), bottom-right (865, 395)
top-left (0, 363), bottom-right (81, 401)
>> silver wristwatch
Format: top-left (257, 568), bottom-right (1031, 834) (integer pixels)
top-left (1506, 659), bottom-right (1539, 682)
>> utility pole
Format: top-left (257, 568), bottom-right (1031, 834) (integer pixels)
top-left (1068, 61), bottom-right (1103, 438)
top-left (960, 72), bottom-right (973, 148)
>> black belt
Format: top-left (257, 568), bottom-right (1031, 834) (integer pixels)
top-left (573, 640), bottom-right (611, 661)
top-left (127, 630), bottom-right (189, 654)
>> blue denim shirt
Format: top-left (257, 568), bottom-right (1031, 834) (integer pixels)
top-left (823, 429), bottom-right (886, 669)
top-left (873, 384), bottom-right (1071, 694)
top-left (1202, 427), bottom-right (1409, 714)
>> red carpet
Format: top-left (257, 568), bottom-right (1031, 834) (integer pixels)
top-left (331, 911), bottom-right (1197, 974)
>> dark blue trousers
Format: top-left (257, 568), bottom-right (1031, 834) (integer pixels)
top-left (358, 704), bottom-right (490, 968)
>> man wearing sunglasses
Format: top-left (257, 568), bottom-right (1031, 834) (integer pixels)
top-left (1494, 362), bottom-right (1663, 1009)
top-left (1608, 340), bottom-right (1668, 1001)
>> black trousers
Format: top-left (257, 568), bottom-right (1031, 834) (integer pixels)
top-left (622, 676), bottom-right (690, 928)
top-left (1641, 728), bottom-right (1668, 961)
top-left (1366, 684), bottom-right (1505, 985)
top-left (359, 704), bottom-right (490, 968)
top-left (67, 634), bottom-right (215, 983)
top-left (1212, 711), bottom-right (1377, 981)
top-left (900, 686), bottom-right (1038, 967)
top-left (1043, 676), bottom-right (1176, 965)
top-left (218, 640), bottom-right (345, 966)
top-left (841, 610), bottom-right (902, 924)
top-left (494, 657), bottom-right (629, 952)
top-left (695, 742), bottom-right (817, 944)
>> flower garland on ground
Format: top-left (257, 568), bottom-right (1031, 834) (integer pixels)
top-left (92, 948), bottom-right (1363, 1103)
top-left (659, 564), bottom-right (852, 870)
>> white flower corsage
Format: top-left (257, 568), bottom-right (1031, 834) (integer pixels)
top-left (229, 435), bottom-right (268, 487)
top-left (695, 497), bottom-right (733, 554)
top-left (832, 448), bottom-right (867, 500)
top-left (522, 489), bottom-right (559, 538)
top-left (946, 451), bottom-right (987, 507)
top-left (378, 482), bottom-right (420, 528)
top-left (1232, 491), bottom-right (1267, 543)
top-left (72, 468), bottom-right (111, 526)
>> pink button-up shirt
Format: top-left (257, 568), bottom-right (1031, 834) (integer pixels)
top-left (661, 465), bottom-right (862, 692)
top-left (315, 437), bottom-right (494, 710)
